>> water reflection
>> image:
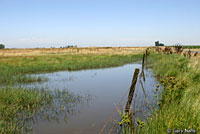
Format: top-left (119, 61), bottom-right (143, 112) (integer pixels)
top-left (21, 63), bottom-right (162, 134)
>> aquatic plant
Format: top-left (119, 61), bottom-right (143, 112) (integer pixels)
top-left (117, 110), bottom-right (133, 134)
top-left (0, 87), bottom-right (87, 133)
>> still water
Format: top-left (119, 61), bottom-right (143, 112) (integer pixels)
top-left (23, 62), bottom-right (162, 134)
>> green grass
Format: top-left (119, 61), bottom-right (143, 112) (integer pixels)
top-left (139, 53), bottom-right (200, 133)
top-left (182, 45), bottom-right (200, 49)
top-left (0, 54), bottom-right (142, 84)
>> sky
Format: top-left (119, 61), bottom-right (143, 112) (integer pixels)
top-left (0, 0), bottom-right (200, 48)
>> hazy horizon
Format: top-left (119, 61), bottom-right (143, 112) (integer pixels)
top-left (2, 44), bottom-right (200, 49)
top-left (1, 0), bottom-right (200, 48)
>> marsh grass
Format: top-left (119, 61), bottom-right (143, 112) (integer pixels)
top-left (0, 87), bottom-right (86, 133)
top-left (0, 54), bottom-right (142, 85)
top-left (139, 52), bottom-right (200, 133)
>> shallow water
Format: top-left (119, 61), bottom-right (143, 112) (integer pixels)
top-left (22, 62), bottom-right (162, 134)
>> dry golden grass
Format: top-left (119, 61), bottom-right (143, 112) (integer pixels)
top-left (0, 47), bottom-right (147, 57)
top-left (189, 56), bottom-right (200, 68)
top-left (184, 48), bottom-right (200, 52)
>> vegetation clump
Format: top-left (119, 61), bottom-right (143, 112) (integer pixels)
top-left (173, 44), bottom-right (184, 54)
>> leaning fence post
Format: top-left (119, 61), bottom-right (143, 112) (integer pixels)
top-left (145, 49), bottom-right (148, 65)
top-left (125, 68), bottom-right (140, 113)
top-left (140, 54), bottom-right (146, 81)
top-left (142, 53), bottom-right (145, 71)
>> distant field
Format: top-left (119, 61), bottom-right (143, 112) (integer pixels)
top-left (0, 47), bottom-right (147, 57)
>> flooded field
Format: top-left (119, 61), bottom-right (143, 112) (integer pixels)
top-left (19, 62), bottom-right (162, 134)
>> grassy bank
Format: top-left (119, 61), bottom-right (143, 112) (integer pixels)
top-left (0, 54), bottom-right (142, 84)
top-left (140, 52), bottom-right (200, 133)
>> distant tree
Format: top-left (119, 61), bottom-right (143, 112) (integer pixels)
top-left (159, 43), bottom-right (164, 46)
top-left (0, 44), bottom-right (5, 49)
top-left (155, 41), bottom-right (159, 46)
top-left (155, 41), bottom-right (164, 46)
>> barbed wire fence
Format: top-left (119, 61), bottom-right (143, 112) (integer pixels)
top-left (98, 48), bottom-right (159, 134)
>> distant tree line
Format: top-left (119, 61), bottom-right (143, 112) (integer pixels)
top-left (60, 45), bottom-right (77, 48)
top-left (0, 44), bottom-right (5, 49)
top-left (50, 45), bottom-right (78, 48)
top-left (155, 41), bottom-right (164, 46)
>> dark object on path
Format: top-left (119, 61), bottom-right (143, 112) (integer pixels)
top-left (194, 52), bottom-right (198, 57)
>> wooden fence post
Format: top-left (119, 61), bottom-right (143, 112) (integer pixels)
top-left (145, 49), bottom-right (148, 65)
top-left (125, 68), bottom-right (140, 113)
top-left (140, 54), bottom-right (146, 81)
top-left (142, 53), bottom-right (145, 70)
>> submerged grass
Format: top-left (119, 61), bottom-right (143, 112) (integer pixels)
top-left (0, 87), bottom-right (52, 133)
top-left (0, 87), bottom-right (84, 133)
top-left (139, 52), bottom-right (200, 133)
